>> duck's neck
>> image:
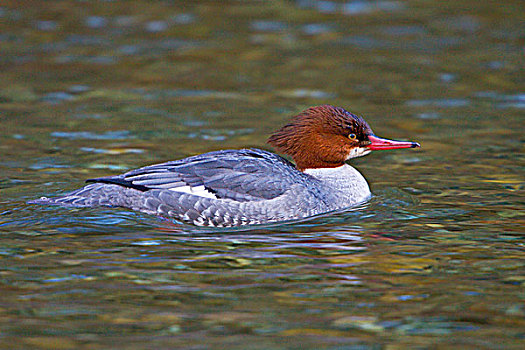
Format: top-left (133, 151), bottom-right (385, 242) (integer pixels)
top-left (303, 164), bottom-right (371, 204)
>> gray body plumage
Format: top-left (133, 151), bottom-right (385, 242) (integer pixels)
top-left (31, 148), bottom-right (371, 227)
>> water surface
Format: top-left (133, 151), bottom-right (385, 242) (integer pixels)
top-left (1, 1), bottom-right (523, 349)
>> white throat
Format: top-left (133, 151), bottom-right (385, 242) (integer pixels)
top-left (346, 147), bottom-right (371, 160)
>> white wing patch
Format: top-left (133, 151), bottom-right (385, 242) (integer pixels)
top-left (169, 185), bottom-right (218, 199)
top-left (125, 171), bottom-right (218, 199)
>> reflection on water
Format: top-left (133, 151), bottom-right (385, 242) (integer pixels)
top-left (1, 0), bottom-right (523, 349)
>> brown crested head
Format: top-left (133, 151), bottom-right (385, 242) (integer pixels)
top-left (267, 105), bottom-right (374, 171)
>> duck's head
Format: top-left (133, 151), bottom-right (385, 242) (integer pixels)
top-left (268, 105), bottom-right (420, 171)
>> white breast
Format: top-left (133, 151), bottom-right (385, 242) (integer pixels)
top-left (304, 164), bottom-right (371, 205)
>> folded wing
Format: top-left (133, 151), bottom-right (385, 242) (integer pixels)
top-left (87, 148), bottom-right (310, 202)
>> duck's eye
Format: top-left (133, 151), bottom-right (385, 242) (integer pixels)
top-left (348, 133), bottom-right (357, 140)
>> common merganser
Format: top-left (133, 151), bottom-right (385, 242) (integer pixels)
top-left (31, 105), bottom-right (420, 227)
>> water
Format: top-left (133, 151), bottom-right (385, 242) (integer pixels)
top-left (1, 1), bottom-right (523, 349)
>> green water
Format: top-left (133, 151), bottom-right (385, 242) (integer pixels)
top-left (1, 1), bottom-right (523, 349)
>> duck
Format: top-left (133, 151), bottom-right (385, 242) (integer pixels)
top-left (31, 105), bottom-right (420, 227)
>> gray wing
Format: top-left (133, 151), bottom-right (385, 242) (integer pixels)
top-left (87, 148), bottom-right (309, 202)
